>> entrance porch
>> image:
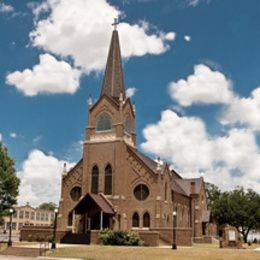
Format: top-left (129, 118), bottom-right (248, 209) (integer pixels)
top-left (62, 193), bottom-right (115, 244)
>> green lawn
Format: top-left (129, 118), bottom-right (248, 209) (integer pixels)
top-left (48, 244), bottom-right (260, 260)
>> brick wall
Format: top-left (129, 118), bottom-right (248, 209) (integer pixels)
top-left (90, 230), bottom-right (101, 244)
top-left (20, 226), bottom-right (66, 242)
top-left (151, 228), bottom-right (192, 246)
top-left (138, 231), bottom-right (159, 246)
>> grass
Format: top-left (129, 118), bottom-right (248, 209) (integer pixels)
top-left (0, 243), bottom-right (7, 252)
top-left (48, 244), bottom-right (260, 260)
top-left (13, 241), bottom-right (39, 246)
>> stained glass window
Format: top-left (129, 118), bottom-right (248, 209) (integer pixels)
top-left (70, 186), bottom-right (82, 201)
top-left (134, 184), bottom-right (149, 201)
top-left (91, 165), bottom-right (99, 194)
top-left (124, 115), bottom-right (131, 134)
top-left (132, 212), bottom-right (139, 227)
top-left (143, 212), bottom-right (150, 228)
top-left (96, 113), bottom-right (112, 131)
top-left (104, 164), bottom-right (112, 195)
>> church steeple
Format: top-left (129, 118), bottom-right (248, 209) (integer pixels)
top-left (101, 19), bottom-right (125, 100)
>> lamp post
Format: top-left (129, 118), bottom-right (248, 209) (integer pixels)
top-left (7, 208), bottom-right (14, 247)
top-left (172, 210), bottom-right (177, 250)
top-left (51, 208), bottom-right (59, 249)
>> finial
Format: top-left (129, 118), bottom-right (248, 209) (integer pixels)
top-left (119, 92), bottom-right (123, 103)
top-left (133, 101), bottom-right (136, 113)
top-left (156, 157), bottom-right (162, 172)
top-left (112, 18), bottom-right (119, 31)
top-left (62, 162), bottom-right (67, 176)
top-left (88, 94), bottom-right (93, 107)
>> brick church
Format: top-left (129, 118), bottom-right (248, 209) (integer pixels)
top-left (57, 25), bottom-right (214, 246)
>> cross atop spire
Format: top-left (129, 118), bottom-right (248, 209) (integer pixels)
top-left (112, 18), bottom-right (119, 31)
top-left (100, 22), bottom-right (125, 100)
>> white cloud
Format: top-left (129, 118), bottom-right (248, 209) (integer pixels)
top-left (126, 87), bottom-right (137, 98)
top-left (164, 32), bottom-right (176, 41)
top-left (29, 0), bottom-right (175, 73)
top-left (33, 135), bottom-right (42, 145)
top-left (0, 133), bottom-right (2, 141)
top-left (184, 35), bottom-right (191, 42)
top-left (187, 0), bottom-right (211, 7)
top-left (6, 54), bottom-right (81, 96)
top-left (168, 64), bottom-right (234, 106)
top-left (141, 110), bottom-right (214, 171)
top-left (141, 110), bottom-right (260, 193)
top-left (220, 87), bottom-right (260, 131)
top-left (0, 2), bottom-right (14, 13)
top-left (168, 64), bottom-right (260, 131)
top-left (187, 0), bottom-right (200, 6)
top-left (10, 132), bottom-right (17, 138)
top-left (18, 149), bottom-right (75, 207)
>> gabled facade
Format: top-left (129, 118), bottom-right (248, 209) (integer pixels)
top-left (57, 26), bottom-right (213, 246)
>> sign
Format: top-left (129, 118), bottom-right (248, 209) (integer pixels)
top-left (228, 230), bottom-right (236, 241)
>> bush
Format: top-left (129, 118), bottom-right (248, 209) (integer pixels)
top-left (35, 234), bottom-right (45, 242)
top-left (100, 229), bottom-right (143, 246)
top-left (47, 235), bottom-right (54, 243)
top-left (27, 234), bottom-right (33, 242)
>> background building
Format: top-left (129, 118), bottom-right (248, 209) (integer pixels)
top-left (0, 203), bottom-right (55, 236)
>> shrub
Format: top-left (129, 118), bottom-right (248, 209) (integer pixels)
top-left (47, 235), bottom-right (54, 243)
top-left (100, 229), bottom-right (143, 246)
top-left (27, 234), bottom-right (33, 242)
top-left (35, 234), bottom-right (45, 242)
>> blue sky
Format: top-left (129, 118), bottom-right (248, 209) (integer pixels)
top-left (1, 0), bottom-right (260, 205)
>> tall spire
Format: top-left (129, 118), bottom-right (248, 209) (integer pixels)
top-left (101, 19), bottom-right (125, 100)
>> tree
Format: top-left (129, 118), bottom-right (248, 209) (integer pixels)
top-left (205, 182), bottom-right (221, 211)
top-left (38, 202), bottom-right (57, 211)
top-left (211, 187), bottom-right (260, 243)
top-left (0, 141), bottom-right (20, 224)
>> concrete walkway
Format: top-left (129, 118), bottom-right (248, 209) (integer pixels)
top-left (15, 243), bottom-right (83, 249)
top-left (0, 257), bottom-right (82, 260)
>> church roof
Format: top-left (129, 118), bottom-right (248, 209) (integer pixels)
top-left (171, 169), bottom-right (183, 179)
top-left (174, 178), bottom-right (203, 196)
top-left (74, 193), bottom-right (114, 215)
top-left (127, 145), bottom-right (161, 174)
top-left (101, 29), bottom-right (125, 100)
top-left (171, 180), bottom-right (189, 197)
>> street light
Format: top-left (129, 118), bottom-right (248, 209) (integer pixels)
top-left (7, 208), bottom-right (14, 247)
top-left (172, 210), bottom-right (177, 250)
top-left (51, 208), bottom-right (59, 249)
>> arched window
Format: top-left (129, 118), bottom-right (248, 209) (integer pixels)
top-left (124, 115), bottom-right (131, 134)
top-left (143, 212), bottom-right (150, 228)
top-left (70, 186), bottom-right (82, 201)
top-left (96, 113), bottom-right (112, 131)
top-left (132, 212), bottom-right (139, 227)
top-left (91, 165), bottom-right (99, 194)
top-left (68, 212), bottom-right (73, 226)
top-left (134, 184), bottom-right (149, 201)
top-left (104, 164), bottom-right (112, 195)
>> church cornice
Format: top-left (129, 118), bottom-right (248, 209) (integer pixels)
top-left (126, 146), bottom-right (158, 177)
top-left (122, 97), bottom-right (135, 118)
top-left (63, 158), bottom-right (83, 181)
top-left (89, 94), bottom-right (119, 112)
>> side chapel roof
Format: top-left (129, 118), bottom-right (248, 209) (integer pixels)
top-left (174, 178), bottom-right (203, 196)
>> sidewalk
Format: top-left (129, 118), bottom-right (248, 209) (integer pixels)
top-left (0, 257), bottom-right (82, 260)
